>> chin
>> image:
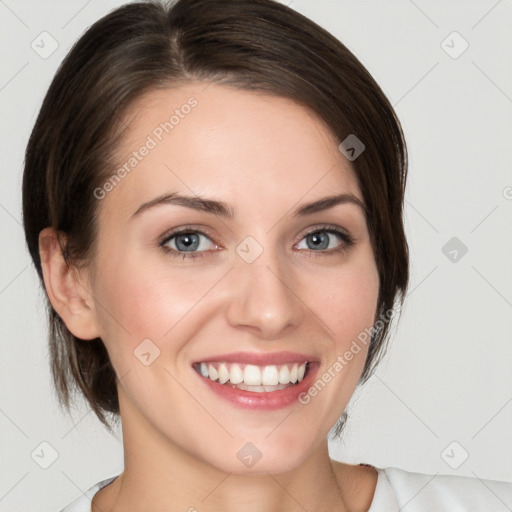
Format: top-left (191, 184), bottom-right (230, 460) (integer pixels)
top-left (201, 432), bottom-right (319, 476)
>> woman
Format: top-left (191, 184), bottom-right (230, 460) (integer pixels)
top-left (22, 0), bottom-right (512, 510)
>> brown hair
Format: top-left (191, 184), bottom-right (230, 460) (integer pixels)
top-left (22, 0), bottom-right (409, 435)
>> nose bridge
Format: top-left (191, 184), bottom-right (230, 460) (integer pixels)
top-left (225, 237), bottom-right (304, 338)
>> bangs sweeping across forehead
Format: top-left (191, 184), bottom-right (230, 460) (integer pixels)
top-left (22, 0), bottom-right (408, 433)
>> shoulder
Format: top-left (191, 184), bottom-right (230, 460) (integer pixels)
top-left (376, 466), bottom-right (512, 511)
top-left (58, 475), bottom-right (119, 512)
top-left (332, 460), bottom-right (512, 511)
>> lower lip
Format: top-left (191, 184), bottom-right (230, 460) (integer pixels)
top-left (194, 363), bottom-right (319, 410)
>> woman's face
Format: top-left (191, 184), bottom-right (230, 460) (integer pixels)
top-left (86, 82), bottom-right (379, 473)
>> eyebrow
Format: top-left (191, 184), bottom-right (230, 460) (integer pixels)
top-left (132, 192), bottom-right (366, 219)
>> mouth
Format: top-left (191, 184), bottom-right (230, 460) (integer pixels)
top-left (191, 352), bottom-right (319, 410)
top-left (192, 361), bottom-right (311, 393)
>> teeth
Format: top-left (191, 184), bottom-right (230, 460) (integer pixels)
top-left (278, 364), bottom-right (290, 384)
top-left (232, 382), bottom-right (291, 393)
top-left (261, 365), bottom-right (279, 385)
top-left (195, 361), bottom-right (309, 387)
top-left (244, 364), bottom-right (261, 385)
top-left (229, 363), bottom-right (244, 384)
top-left (297, 362), bottom-right (306, 381)
top-left (218, 363), bottom-right (230, 384)
top-left (290, 363), bottom-right (298, 383)
top-left (208, 364), bottom-right (218, 381)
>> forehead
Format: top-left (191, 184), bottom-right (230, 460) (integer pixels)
top-left (101, 82), bottom-right (362, 219)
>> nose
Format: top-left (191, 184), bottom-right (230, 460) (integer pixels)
top-left (225, 250), bottom-right (304, 339)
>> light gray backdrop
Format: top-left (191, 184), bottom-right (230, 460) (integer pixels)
top-left (1, 1), bottom-right (511, 511)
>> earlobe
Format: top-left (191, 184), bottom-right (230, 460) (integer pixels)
top-left (38, 227), bottom-right (100, 340)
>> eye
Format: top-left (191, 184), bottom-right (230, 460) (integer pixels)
top-left (160, 228), bottom-right (218, 259)
top-left (295, 227), bottom-right (355, 255)
top-left (159, 225), bottom-right (355, 260)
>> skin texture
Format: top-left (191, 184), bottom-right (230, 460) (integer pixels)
top-left (40, 82), bottom-right (380, 511)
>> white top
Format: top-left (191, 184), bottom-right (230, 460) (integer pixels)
top-left (59, 466), bottom-right (512, 511)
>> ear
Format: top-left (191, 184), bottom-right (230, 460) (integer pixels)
top-left (38, 227), bottom-right (100, 340)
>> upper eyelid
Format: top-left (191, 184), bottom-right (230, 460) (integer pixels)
top-left (159, 225), bottom-right (217, 244)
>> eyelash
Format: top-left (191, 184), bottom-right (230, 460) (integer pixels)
top-left (159, 224), bottom-right (356, 260)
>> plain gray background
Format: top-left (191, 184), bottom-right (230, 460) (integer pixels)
top-left (1, 1), bottom-right (511, 511)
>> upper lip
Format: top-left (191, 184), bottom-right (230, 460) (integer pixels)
top-left (192, 351), bottom-right (318, 366)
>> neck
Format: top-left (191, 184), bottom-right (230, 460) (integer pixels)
top-left (99, 399), bottom-right (354, 512)
top-left (116, 439), bottom-right (349, 512)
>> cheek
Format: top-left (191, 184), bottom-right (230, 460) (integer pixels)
top-left (312, 254), bottom-right (379, 347)
top-left (90, 249), bottom-right (225, 355)
top-left (306, 252), bottom-right (380, 400)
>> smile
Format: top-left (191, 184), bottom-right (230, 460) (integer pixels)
top-left (193, 361), bottom-right (309, 392)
